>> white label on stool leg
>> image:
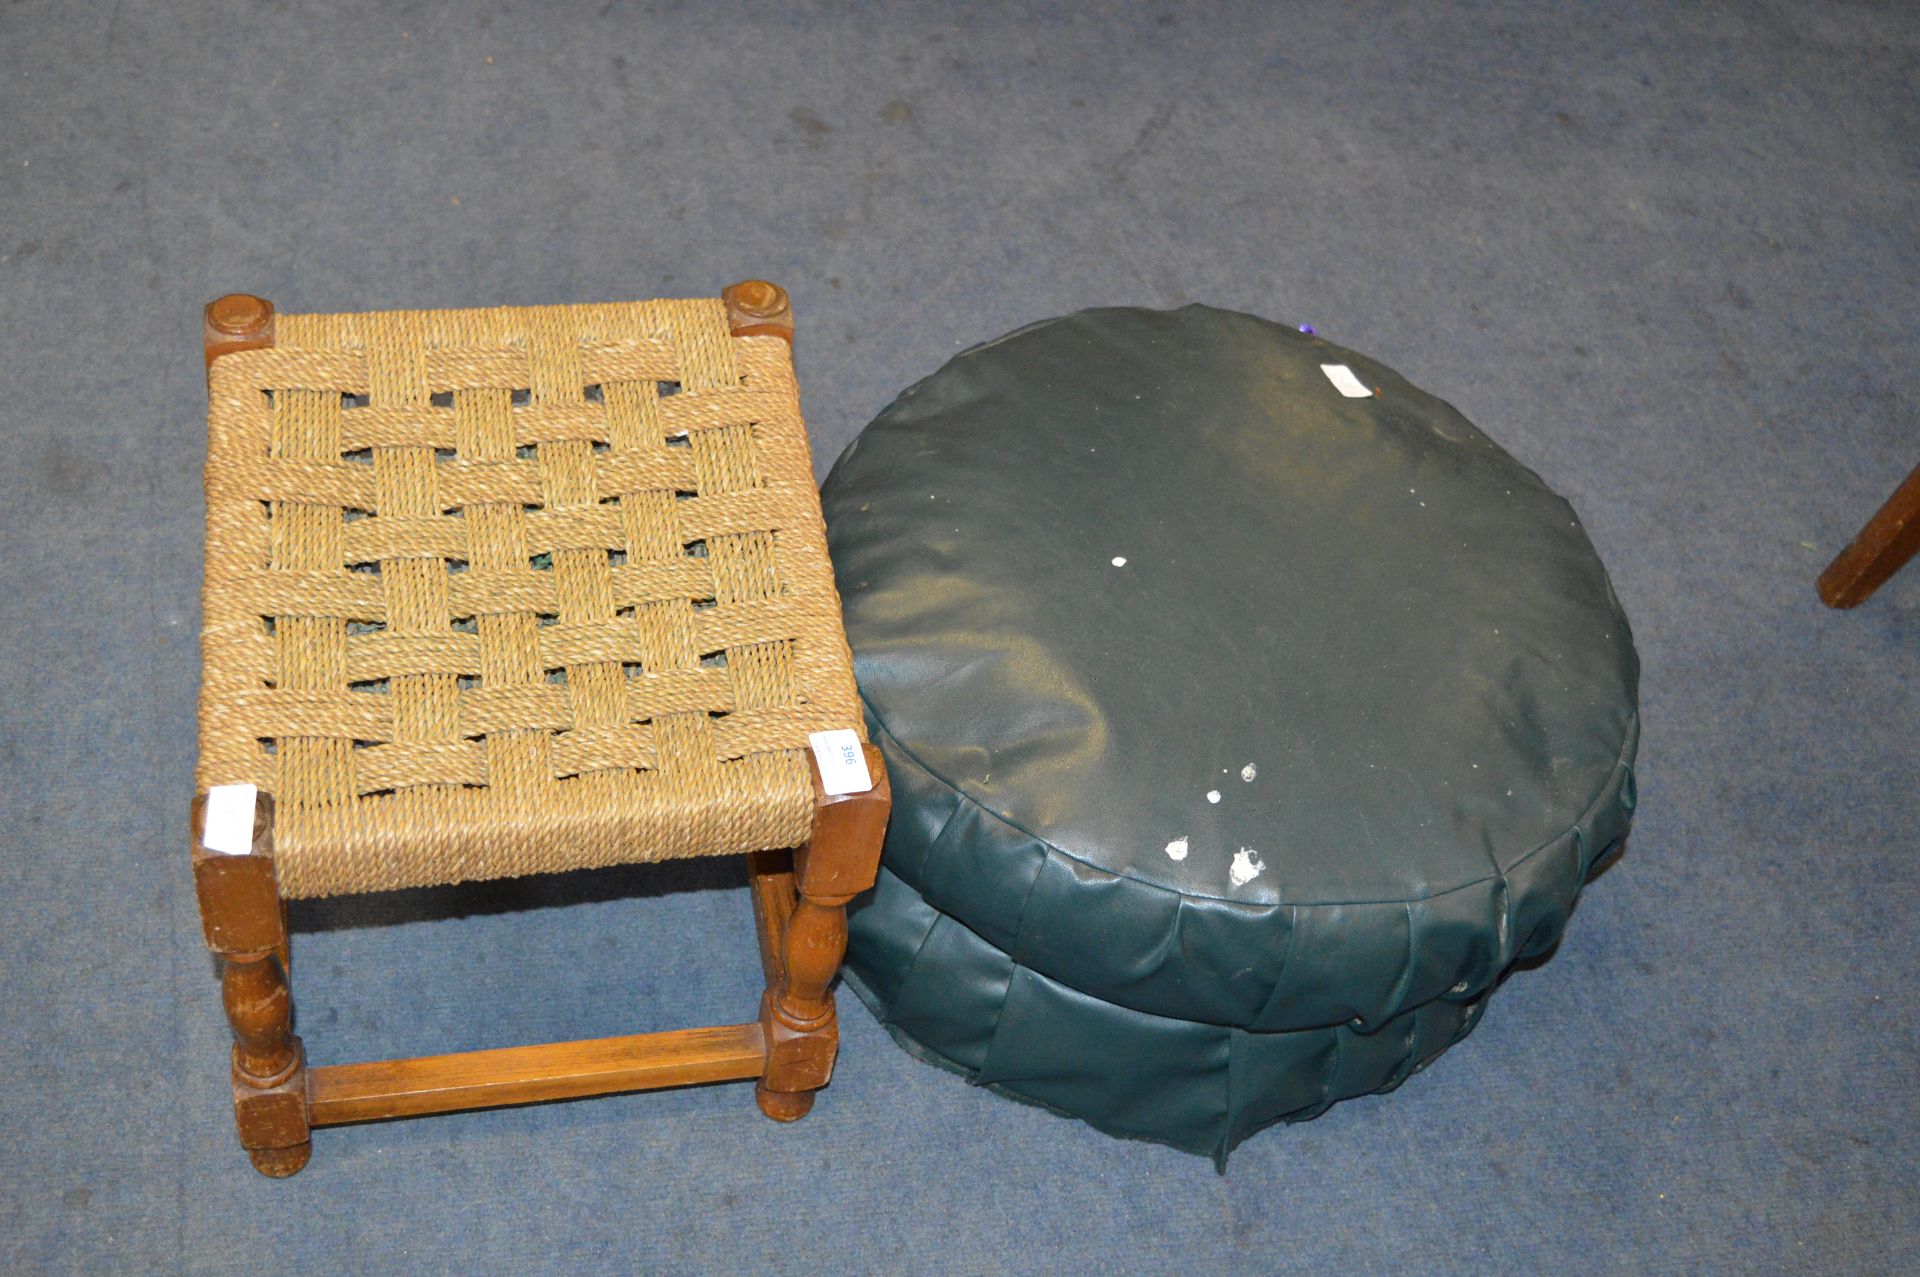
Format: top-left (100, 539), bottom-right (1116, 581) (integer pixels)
top-left (1321, 364), bottom-right (1373, 397)
top-left (808, 729), bottom-right (873, 796)
top-left (203, 783), bottom-right (258, 855)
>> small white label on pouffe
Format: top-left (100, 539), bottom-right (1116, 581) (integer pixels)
top-left (203, 782), bottom-right (258, 855)
top-left (808, 729), bottom-right (873, 796)
top-left (1321, 363), bottom-right (1373, 397)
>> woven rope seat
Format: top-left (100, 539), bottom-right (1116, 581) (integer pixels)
top-left (821, 304), bottom-right (1639, 1162)
top-left (198, 295), bottom-right (862, 899)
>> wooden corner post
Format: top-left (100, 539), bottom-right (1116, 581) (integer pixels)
top-left (753, 742), bottom-right (891, 1121)
top-left (199, 296), bottom-right (306, 1177)
top-left (205, 293), bottom-right (275, 370)
top-left (724, 282), bottom-right (891, 1118)
top-left (190, 790), bottom-right (311, 1178)
top-left (722, 279), bottom-right (794, 343)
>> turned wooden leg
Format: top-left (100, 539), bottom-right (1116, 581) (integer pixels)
top-left (756, 743), bottom-right (890, 1121)
top-left (757, 891), bottom-right (854, 1121)
top-left (190, 788), bottom-right (311, 1177)
top-left (1819, 460), bottom-right (1920, 608)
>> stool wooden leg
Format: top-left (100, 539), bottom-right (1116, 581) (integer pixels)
top-left (756, 744), bottom-right (890, 1121)
top-left (757, 891), bottom-right (852, 1121)
top-left (190, 791), bottom-right (311, 1177)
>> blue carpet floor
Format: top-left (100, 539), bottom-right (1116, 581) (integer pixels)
top-left (1, 3), bottom-right (1914, 1273)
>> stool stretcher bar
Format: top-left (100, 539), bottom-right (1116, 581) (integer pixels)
top-left (307, 1023), bottom-right (769, 1125)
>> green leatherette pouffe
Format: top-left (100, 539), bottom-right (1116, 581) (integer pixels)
top-left (822, 305), bottom-right (1638, 1158)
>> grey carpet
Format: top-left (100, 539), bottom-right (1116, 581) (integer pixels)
top-left (1, 2), bottom-right (1914, 1273)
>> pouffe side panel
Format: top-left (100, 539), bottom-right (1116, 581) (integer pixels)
top-left (870, 697), bottom-right (1636, 1034)
top-left (1508, 732), bottom-right (1640, 963)
top-left (870, 714), bottom-right (1047, 957)
top-left (975, 967), bottom-right (1232, 1156)
top-left (847, 871), bottom-right (1015, 1074)
top-left (1014, 846), bottom-right (1290, 1028)
top-left (1255, 899), bottom-right (1413, 1032)
top-left (1374, 730), bottom-right (1638, 1022)
top-left (1221, 1023), bottom-right (1341, 1151)
top-left (1223, 994), bottom-right (1488, 1158)
top-left (889, 915), bottom-right (1018, 1074)
top-left (1404, 879), bottom-right (1513, 1013)
top-left (848, 867), bottom-right (1500, 1164)
top-left (842, 864), bottom-right (942, 1011)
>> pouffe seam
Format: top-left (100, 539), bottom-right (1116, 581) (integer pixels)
top-left (863, 693), bottom-right (1639, 911)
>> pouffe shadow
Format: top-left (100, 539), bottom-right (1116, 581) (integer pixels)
top-left (822, 305), bottom-right (1638, 1163)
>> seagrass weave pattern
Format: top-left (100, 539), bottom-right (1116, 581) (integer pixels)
top-left (197, 298), bottom-right (862, 899)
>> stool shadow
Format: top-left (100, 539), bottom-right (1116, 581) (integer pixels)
top-left (286, 855), bottom-right (750, 935)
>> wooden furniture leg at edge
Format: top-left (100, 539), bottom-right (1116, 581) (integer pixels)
top-left (754, 743), bottom-right (891, 1121)
top-left (1819, 460), bottom-right (1920, 608)
top-left (190, 791), bottom-right (312, 1178)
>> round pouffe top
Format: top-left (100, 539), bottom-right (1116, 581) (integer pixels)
top-left (823, 305), bottom-right (1638, 1034)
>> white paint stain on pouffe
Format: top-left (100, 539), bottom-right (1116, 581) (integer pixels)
top-left (1230, 847), bottom-right (1264, 887)
top-left (1206, 789), bottom-right (1221, 804)
top-left (1241, 762), bottom-right (1257, 782)
top-left (1164, 836), bottom-right (1189, 862)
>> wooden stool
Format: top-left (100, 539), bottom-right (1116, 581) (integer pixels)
top-left (192, 284), bottom-right (888, 1176)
